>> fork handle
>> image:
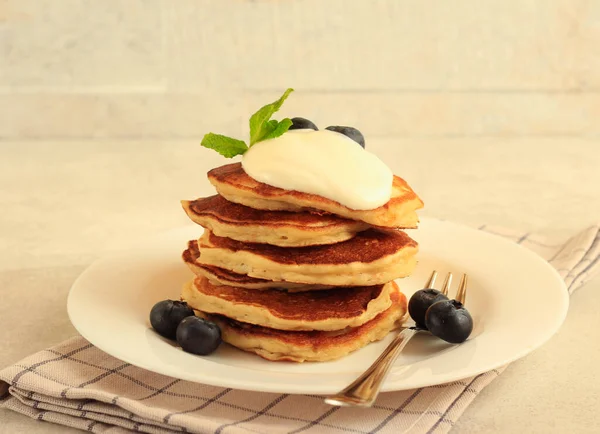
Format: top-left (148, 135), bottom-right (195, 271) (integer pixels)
top-left (324, 328), bottom-right (419, 407)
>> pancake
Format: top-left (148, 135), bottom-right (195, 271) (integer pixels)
top-left (183, 240), bottom-right (333, 291)
top-left (193, 284), bottom-right (407, 362)
top-left (181, 276), bottom-right (394, 331)
top-left (207, 163), bottom-right (423, 228)
top-left (181, 195), bottom-right (368, 247)
top-left (197, 229), bottom-right (418, 286)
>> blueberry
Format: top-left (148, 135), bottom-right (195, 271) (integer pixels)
top-left (425, 300), bottom-right (473, 344)
top-left (176, 316), bottom-right (222, 355)
top-left (150, 300), bottom-right (195, 340)
top-left (408, 289), bottom-right (449, 329)
top-left (325, 126), bottom-right (365, 148)
top-left (289, 117), bottom-right (318, 131)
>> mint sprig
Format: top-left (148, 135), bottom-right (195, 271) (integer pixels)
top-left (201, 88), bottom-right (294, 158)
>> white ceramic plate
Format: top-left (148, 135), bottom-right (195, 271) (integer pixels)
top-left (67, 218), bottom-right (569, 394)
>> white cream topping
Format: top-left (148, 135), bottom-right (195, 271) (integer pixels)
top-left (241, 129), bottom-right (393, 210)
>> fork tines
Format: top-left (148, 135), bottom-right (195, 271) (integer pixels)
top-left (424, 270), bottom-right (468, 304)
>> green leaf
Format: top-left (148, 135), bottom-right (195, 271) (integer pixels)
top-left (262, 118), bottom-right (293, 141)
top-left (249, 88), bottom-right (294, 145)
top-left (262, 119), bottom-right (279, 138)
top-left (200, 133), bottom-right (248, 158)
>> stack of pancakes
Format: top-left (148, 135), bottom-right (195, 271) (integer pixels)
top-left (180, 162), bottom-right (423, 362)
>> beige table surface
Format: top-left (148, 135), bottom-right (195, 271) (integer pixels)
top-left (1, 139), bottom-right (599, 433)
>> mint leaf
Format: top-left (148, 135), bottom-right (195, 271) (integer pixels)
top-left (262, 119), bottom-right (278, 138)
top-left (249, 88), bottom-right (294, 145)
top-left (201, 133), bottom-right (248, 158)
top-left (262, 118), bottom-right (293, 141)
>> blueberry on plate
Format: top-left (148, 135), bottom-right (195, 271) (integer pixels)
top-left (289, 117), bottom-right (318, 131)
top-left (176, 316), bottom-right (222, 355)
top-left (149, 300), bottom-right (195, 340)
top-left (425, 300), bottom-right (473, 344)
top-left (325, 126), bottom-right (365, 148)
top-left (408, 289), bottom-right (449, 329)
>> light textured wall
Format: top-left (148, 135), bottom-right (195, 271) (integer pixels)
top-left (1, 0), bottom-right (599, 140)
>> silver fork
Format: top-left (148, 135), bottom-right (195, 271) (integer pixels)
top-left (324, 271), bottom-right (468, 407)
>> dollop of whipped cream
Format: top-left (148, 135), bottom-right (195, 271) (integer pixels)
top-left (241, 129), bottom-right (393, 210)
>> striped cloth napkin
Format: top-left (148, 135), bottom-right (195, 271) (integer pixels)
top-left (1, 224), bottom-right (599, 434)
